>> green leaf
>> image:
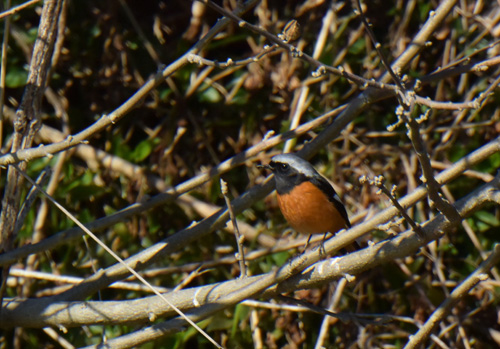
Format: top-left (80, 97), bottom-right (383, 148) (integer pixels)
top-left (200, 86), bottom-right (222, 103)
top-left (125, 40), bottom-right (138, 50)
top-left (5, 68), bottom-right (27, 88)
top-left (474, 210), bottom-right (500, 226)
top-left (131, 139), bottom-right (154, 162)
top-left (348, 37), bottom-right (366, 55)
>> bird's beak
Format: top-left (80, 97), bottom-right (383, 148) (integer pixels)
top-left (257, 163), bottom-right (273, 171)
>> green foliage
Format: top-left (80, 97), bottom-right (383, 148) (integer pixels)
top-left (5, 67), bottom-right (28, 88)
top-left (2, 0), bottom-right (499, 348)
top-left (131, 138), bottom-right (160, 163)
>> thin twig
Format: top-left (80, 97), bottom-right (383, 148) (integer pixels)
top-left (0, 0), bottom-right (41, 20)
top-left (284, 6), bottom-right (335, 154)
top-left (118, 0), bottom-right (161, 65)
top-left (422, 40), bottom-right (500, 82)
top-left (249, 308), bottom-right (263, 348)
top-left (43, 327), bottom-right (74, 349)
top-left (14, 167), bottom-right (51, 236)
top-left (378, 0), bottom-right (459, 84)
top-left (360, 175), bottom-right (424, 238)
top-left (8, 268), bottom-right (169, 293)
top-left (187, 44), bottom-right (279, 68)
top-left (221, 179), bottom-right (247, 277)
top-left (277, 295), bottom-right (385, 325)
top-left (314, 278), bottom-right (347, 348)
top-left (355, 0), bottom-right (406, 92)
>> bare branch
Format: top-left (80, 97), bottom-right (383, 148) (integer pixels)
top-left (0, 0), bottom-right (63, 308)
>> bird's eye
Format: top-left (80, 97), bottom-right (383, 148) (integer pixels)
top-left (279, 163), bottom-right (289, 171)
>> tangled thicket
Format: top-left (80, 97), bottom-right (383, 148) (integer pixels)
top-left (1, 1), bottom-right (500, 348)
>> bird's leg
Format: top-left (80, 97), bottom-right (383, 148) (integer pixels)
top-left (303, 234), bottom-right (313, 253)
top-left (318, 232), bottom-right (329, 258)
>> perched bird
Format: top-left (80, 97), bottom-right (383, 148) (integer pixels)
top-left (261, 153), bottom-right (351, 238)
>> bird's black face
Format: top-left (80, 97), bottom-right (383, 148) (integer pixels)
top-left (268, 160), bottom-right (305, 194)
top-left (269, 160), bottom-right (291, 175)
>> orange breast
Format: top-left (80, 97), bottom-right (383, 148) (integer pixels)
top-left (277, 181), bottom-right (348, 234)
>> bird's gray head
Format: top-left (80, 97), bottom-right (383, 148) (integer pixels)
top-left (268, 153), bottom-right (319, 178)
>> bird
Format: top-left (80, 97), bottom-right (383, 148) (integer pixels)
top-left (260, 153), bottom-right (351, 240)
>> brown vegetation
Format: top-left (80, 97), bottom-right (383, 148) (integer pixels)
top-left (1, 0), bottom-right (500, 348)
